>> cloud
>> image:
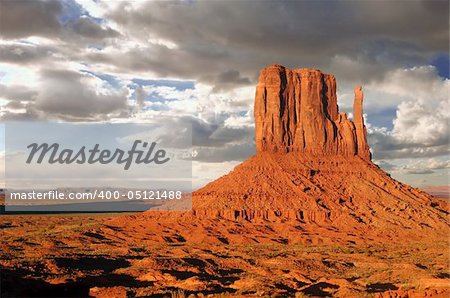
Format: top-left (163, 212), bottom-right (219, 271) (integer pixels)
top-left (175, 116), bottom-right (253, 149)
top-left (0, 43), bottom-right (54, 64)
top-left (377, 160), bottom-right (396, 171)
top-left (392, 99), bottom-right (448, 146)
top-left (0, 0), bottom-right (63, 39)
top-left (378, 158), bottom-right (450, 175)
top-left (0, 0), bottom-right (119, 49)
top-left (371, 66), bottom-right (448, 106)
top-left (0, 0), bottom-right (448, 187)
top-left (134, 113), bottom-right (254, 163)
top-left (4, 101), bottom-right (26, 110)
top-left (188, 114), bottom-right (255, 163)
top-left (193, 142), bottom-right (255, 163)
top-left (0, 84), bottom-right (38, 102)
top-left (71, 16), bottom-right (119, 39)
top-left (97, 0), bottom-right (448, 88)
top-left (369, 125), bottom-right (449, 160)
top-left (32, 69), bottom-right (128, 120)
top-left (134, 86), bottom-right (145, 109)
top-left (366, 66), bottom-right (449, 160)
top-left (212, 70), bottom-right (252, 92)
top-left (0, 107), bottom-right (41, 121)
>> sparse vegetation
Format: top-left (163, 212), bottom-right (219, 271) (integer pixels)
top-left (1, 213), bottom-right (449, 297)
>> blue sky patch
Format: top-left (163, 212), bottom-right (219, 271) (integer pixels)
top-left (58, 0), bottom-right (104, 27)
top-left (367, 107), bottom-right (397, 130)
top-left (143, 103), bottom-right (171, 111)
top-left (132, 79), bottom-right (195, 91)
top-left (431, 54), bottom-right (450, 79)
top-left (80, 71), bottom-right (122, 90)
top-left (58, 0), bottom-right (84, 25)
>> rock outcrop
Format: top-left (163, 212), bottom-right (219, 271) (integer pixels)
top-left (112, 64), bottom-right (449, 246)
top-left (353, 85), bottom-right (371, 160)
top-left (188, 65), bottom-right (448, 242)
top-left (254, 64), bottom-right (371, 160)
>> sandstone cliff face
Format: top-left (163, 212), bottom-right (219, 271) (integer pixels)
top-left (254, 64), bottom-right (371, 160)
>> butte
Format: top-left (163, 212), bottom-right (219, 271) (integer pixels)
top-left (109, 65), bottom-right (449, 245)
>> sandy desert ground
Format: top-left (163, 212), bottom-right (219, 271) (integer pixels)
top-left (1, 210), bottom-right (449, 298)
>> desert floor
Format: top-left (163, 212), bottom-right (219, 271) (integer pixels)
top-left (1, 212), bottom-right (449, 298)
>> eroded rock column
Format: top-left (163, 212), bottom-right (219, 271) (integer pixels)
top-left (353, 86), bottom-right (371, 160)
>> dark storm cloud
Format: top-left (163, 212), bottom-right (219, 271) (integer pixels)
top-left (2, 0), bottom-right (447, 92)
top-left (101, 0), bottom-right (448, 86)
top-left (0, 0), bottom-right (62, 39)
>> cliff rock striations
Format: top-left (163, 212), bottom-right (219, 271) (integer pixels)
top-left (254, 64), bottom-right (370, 159)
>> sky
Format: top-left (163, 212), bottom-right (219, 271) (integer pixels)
top-left (0, 0), bottom-right (448, 191)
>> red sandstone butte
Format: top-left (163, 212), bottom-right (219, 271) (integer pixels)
top-left (254, 64), bottom-right (370, 159)
top-left (109, 65), bottom-right (449, 245)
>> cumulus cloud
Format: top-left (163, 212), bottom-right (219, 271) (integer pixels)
top-left (111, 81), bottom-right (255, 163)
top-left (367, 66), bottom-right (449, 160)
top-left (371, 66), bottom-right (448, 107)
top-left (189, 114), bottom-right (254, 163)
top-left (369, 122), bottom-right (449, 160)
top-left (33, 69), bottom-right (128, 120)
top-left (392, 99), bottom-right (448, 146)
